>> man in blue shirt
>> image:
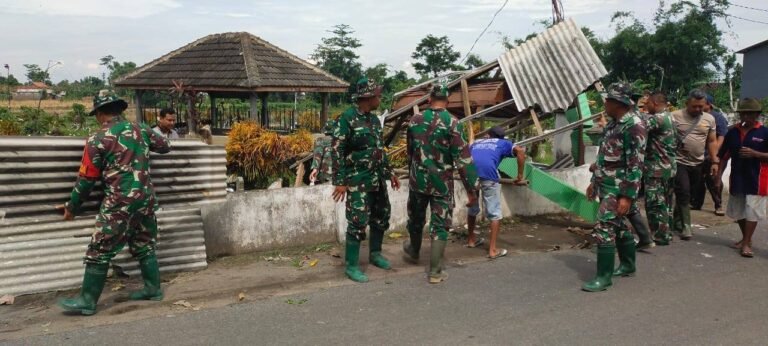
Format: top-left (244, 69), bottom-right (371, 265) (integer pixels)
top-left (466, 126), bottom-right (526, 259)
top-left (715, 98), bottom-right (768, 258)
top-left (692, 94), bottom-right (729, 215)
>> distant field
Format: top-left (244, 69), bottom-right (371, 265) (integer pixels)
top-left (5, 98), bottom-right (137, 119)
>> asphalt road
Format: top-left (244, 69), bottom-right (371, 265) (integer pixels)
top-left (11, 222), bottom-right (768, 346)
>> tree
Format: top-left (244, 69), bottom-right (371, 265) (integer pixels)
top-left (311, 24), bottom-right (364, 103)
top-left (23, 64), bottom-right (51, 84)
top-left (362, 64), bottom-right (417, 109)
top-left (0, 74), bottom-right (20, 86)
top-left (100, 55), bottom-right (137, 86)
top-left (411, 35), bottom-right (461, 78)
top-left (464, 53), bottom-right (485, 70)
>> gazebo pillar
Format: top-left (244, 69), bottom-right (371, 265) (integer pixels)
top-left (259, 92), bottom-right (269, 128)
top-left (320, 93), bottom-right (329, 127)
top-left (133, 90), bottom-right (144, 123)
top-left (249, 93), bottom-right (259, 123)
top-left (210, 94), bottom-right (217, 128)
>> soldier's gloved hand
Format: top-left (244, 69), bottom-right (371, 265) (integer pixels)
top-left (616, 196), bottom-right (631, 216)
top-left (332, 186), bottom-right (348, 202)
top-left (55, 204), bottom-right (74, 221)
top-left (390, 176), bottom-right (401, 191)
top-left (586, 184), bottom-right (595, 201)
top-left (309, 169), bottom-right (318, 182)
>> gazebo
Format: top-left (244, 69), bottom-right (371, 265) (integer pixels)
top-left (115, 32), bottom-right (348, 133)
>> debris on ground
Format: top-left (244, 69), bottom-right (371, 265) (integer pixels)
top-left (111, 282), bottom-right (126, 292)
top-left (309, 259), bottom-right (319, 267)
top-left (173, 300), bottom-right (192, 308)
top-left (547, 245), bottom-right (561, 252)
top-left (285, 298), bottom-right (308, 305)
top-left (701, 253), bottom-right (713, 258)
top-left (692, 224), bottom-right (708, 230)
top-left (388, 232), bottom-right (403, 239)
top-left (263, 255), bottom-right (292, 262)
top-left (329, 248), bottom-right (341, 258)
top-left (238, 292), bottom-right (246, 301)
top-left (0, 294), bottom-right (15, 305)
top-left (571, 240), bottom-right (592, 249)
top-left (566, 227), bottom-right (592, 238)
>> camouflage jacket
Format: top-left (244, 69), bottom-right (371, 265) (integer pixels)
top-left (310, 135), bottom-right (333, 182)
top-left (66, 119), bottom-right (171, 215)
top-left (331, 106), bottom-right (393, 192)
top-left (592, 110), bottom-right (647, 199)
top-left (407, 108), bottom-right (478, 196)
top-left (643, 111), bottom-right (677, 179)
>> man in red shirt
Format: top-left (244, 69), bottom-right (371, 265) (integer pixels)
top-left (715, 98), bottom-right (768, 258)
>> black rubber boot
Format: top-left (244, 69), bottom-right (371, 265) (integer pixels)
top-left (128, 254), bottom-right (164, 301)
top-left (402, 230), bottom-right (422, 264)
top-left (58, 263), bottom-right (109, 315)
top-left (582, 245), bottom-right (615, 292)
top-left (612, 237), bottom-right (636, 277)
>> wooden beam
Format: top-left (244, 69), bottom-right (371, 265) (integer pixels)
top-left (320, 93), bottom-right (329, 127)
top-left (249, 93), bottom-right (259, 122)
top-left (260, 92), bottom-right (269, 127)
top-left (457, 99), bottom-right (516, 124)
top-left (133, 90), bottom-right (143, 123)
top-left (460, 79), bottom-right (474, 143)
top-left (294, 162), bottom-right (305, 187)
top-left (210, 94), bottom-right (217, 128)
top-left (529, 109), bottom-right (544, 136)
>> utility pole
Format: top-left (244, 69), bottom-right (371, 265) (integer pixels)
top-left (4, 64), bottom-right (9, 109)
top-left (37, 60), bottom-right (62, 111)
top-left (552, 0), bottom-right (564, 23)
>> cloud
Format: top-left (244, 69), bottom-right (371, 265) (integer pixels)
top-left (218, 12), bottom-right (253, 18)
top-left (86, 63), bottom-right (99, 70)
top-left (0, 0), bottom-right (182, 19)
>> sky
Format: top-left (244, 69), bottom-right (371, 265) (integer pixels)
top-left (0, 0), bottom-right (766, 84)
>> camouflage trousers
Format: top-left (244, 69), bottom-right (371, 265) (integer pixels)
top-left (345, 188), bottom-right (391, 242)
top-left (85, 210), bottom-right (158, 265)
top-left (406, 190), bottom-right (453, 241)
top-left (645, 176), bottom-right (674, 241)
top-left (592, 194), bottom-right (633, 245)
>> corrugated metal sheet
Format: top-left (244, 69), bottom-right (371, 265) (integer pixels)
top-left (0, 208), bottom-right (207, 296)
top-left (498, 18), bottom-right (608, 113)
top-left (0, 137), bottom-right (226, 296)
top-left (0, 137), bottom-right (226, 220)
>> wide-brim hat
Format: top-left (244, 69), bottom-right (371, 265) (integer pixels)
top-left (89, 94), bottom-right (128, 116)
top-left (737, 98), bottom-right (762, 113)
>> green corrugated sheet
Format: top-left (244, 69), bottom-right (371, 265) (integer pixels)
top-left (498, 158), bottom-right (599, 223)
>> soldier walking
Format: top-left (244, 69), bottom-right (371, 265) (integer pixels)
top-left (331, 78), bottom-right (400, 283)
top-left (309, 120), bottom-right (336, 185)
top-left (402, 83), bottom-right (478, 284)
top-left (643, 91), bottom-right (677, 245)
top-left (57, 93), bottom-right (171, 315)
top-left (583, 83), bottom-right (647, 292)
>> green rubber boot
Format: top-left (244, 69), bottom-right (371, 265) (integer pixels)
top-left (582, 245), bottom-right (615, 292)
top-left (369, 229), bottom-right (391, 270)
top-left (128, 254), bottom-right (164, 301)
top-left (58, 263), bottom-right (109, 316)
top-left (345, 239), bottom-right (369, 283)
top-left (613, 237), bottom-right (636, 277)
top-left (680, 205), bottom-right (693, 240)
top-left (429, 239), bottom-right (448, 284)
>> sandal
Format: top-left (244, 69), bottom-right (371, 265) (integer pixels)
top-left (741, 249), bottom-right (754, 258)
top-left (730, 241), bottom-right (743, 250)
top-left (467, 238), bottom-right (486, 248)
top-left (488, 248), bottom-right (508, 259)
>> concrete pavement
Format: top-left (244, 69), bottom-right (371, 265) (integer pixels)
top-left (12, 221), bottom-right (768, 345)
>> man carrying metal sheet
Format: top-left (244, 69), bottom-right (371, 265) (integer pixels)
top-left (56, 92), bottom-right (171, 315)
top-left (331, 77), bottom-right (400, 283)
top-left (583, 83), bottom-right (647, 292)
top-left (402, 82), bottom-right (478, 284)
top-left (642, 91), bottom-right (677, 246)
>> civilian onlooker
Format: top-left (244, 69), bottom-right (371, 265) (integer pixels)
top-left (672, 90), bottom-right (719, 240)
top-left (153, 108), bottom-right (180, 139)
top-left (715, 98), bottom-right (768, 258)
top-left (691, 94), bottom-right (729, 215)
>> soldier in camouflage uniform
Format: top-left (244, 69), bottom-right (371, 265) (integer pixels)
top-left (57, 93), bottom-right (171, 315)
top-left (643, 91), bottom-right (677, 246)
top-left (331, 77), bottom-right (400, 283)
top-left (402, 83), bottom-right (478, 284)
top-left (309, 120), bottom-right (336, 185)
top-left (583, 83), bottom-right (647, 292)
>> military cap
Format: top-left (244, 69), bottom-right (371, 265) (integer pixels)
top-left (430, 82), bottom-right (450, 98)
top-left (354, 77), bottom-right (382, 99)
top-left (89, 91), bottom-right (128, 116)
top-left (603, 82), bottom-right (634, 106)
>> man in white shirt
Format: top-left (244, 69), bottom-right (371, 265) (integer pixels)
top-left (152, 108), bottom-right (180, 139)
